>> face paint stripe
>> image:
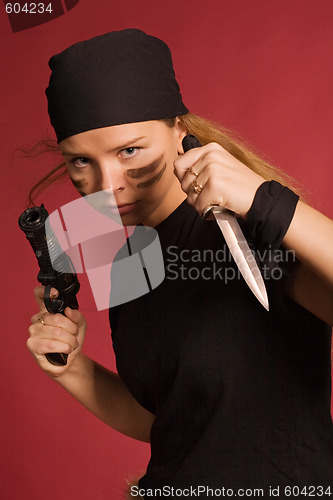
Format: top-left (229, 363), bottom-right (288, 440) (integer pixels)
top-left (125, 155), bottom-right (163, 179)
top-left (137, 163), bottom-right (167, 189)
top-left (70, 177), bottom-right (86, 188)
top-left (70, 177), bottom-right (88, 197)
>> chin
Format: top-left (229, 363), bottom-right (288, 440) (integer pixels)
top-left (119, 213), bottom-right (144, 227)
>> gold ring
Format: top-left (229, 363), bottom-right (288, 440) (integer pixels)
top-left (38, 317), bottom-right (45, 325)
top-left (188, 166), bottom-right (199, 177)
top-left (192, 180), bottom-right (203, 194)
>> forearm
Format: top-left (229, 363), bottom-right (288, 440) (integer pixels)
top-left (54, 352), bottom-right (155, 442)
top-left (280, 201), bottom-right (333, 324)
top-left (282, 201), bottom-right (333, 288)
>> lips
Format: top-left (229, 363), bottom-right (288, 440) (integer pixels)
top-left (109, 201), bottom-right (139, 215)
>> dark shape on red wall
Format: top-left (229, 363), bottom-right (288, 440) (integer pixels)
top-left (64, 0), bottom-right (79, 11)
top-left (4, 0), bottom-right (80, 33)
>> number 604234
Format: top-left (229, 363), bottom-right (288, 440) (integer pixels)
top-left (5, 3), bottom-right (53, 14)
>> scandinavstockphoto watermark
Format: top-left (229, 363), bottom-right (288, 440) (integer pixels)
top-left (165, 245), bottom-right (296, 282)
top-left (37, 187), bottom-right (295, 311)
top-left (42, 190), bottom-right (165, 311)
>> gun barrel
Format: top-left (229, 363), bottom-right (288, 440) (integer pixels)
top-left (19, 204), bottom-right (80, 366)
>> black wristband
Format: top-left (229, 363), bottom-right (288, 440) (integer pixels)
top-left (246, 180), bottom-right (299, 252)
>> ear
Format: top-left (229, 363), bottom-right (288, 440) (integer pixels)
top-left (174, 117), bottom-right (188, 154)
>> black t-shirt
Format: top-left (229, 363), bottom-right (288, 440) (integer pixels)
top-left (109, 200), bottom-right (333, 498)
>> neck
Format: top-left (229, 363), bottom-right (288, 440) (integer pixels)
top-left (142, 184), bottom-right (187, 227)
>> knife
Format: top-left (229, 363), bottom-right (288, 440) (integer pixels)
top-left (182, 135), bottom-right (269, 311)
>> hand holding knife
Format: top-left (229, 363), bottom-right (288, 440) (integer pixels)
top-left (182, 135), bottom-right (269, 311)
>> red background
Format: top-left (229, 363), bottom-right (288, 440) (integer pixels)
top-left (1, 1), bottom-right (332, 498)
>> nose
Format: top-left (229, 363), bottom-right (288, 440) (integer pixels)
top-left (97, 162), bottom-right (126, 193)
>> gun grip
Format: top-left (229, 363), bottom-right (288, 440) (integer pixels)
top-left (44, 285), bottom-right (68, 366)
top-left (45, 352), bottom-right (68, 366)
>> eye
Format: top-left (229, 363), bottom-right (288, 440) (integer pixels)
top-left (70, 157), bottom-right (91, 168)
top-left (118, 147), bottom-right (140, 159)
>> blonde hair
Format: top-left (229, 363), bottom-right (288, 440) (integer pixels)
top-left (26, 139), bottom-right (67, 205)
top-left (27, 113), bottom-right (301, 205)
top-left (178, 114), bottom-right (300, 192)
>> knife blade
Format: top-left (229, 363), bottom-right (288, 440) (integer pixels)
top-left (182, 135), bottom-right (269, 311)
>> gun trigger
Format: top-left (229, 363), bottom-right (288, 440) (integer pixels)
top-left (44, 284), bottom-right (53, 313)
top-left (44, 284), bottom-right (64, 314)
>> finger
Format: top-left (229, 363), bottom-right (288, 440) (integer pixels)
top-left (192, 178), bottom-right (225, 217)
top-left (28, 323), bottom-right (79, 349)
top-left (64, 308), bottom-right (87, 331)
top-left (186, 180), bottom-right (205, 207)
top-left (180, 159), bottom-right (208, 195)
top-left (174, 142), bottom-right (223, 182)
top-left (31, 312), bottom-right (44, 324)
top-left (34, 286), bottom-right (59, 312)
top-left (27, 336), bottom-right (78, 358)
top-left (41, 312), bottom-right (78, 336)
top-left (179, 149), bottom-right (225, 195)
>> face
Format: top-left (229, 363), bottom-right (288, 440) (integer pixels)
top-left (59, 120), bottom-right (187, 227)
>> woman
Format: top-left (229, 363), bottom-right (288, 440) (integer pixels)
top-left (27, 29), bottom-right (333, 498)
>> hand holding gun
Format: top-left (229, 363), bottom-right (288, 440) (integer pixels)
top-left (18, 204), bottom-right (80, 366)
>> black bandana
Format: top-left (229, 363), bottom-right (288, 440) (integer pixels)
top-left (46, 29), bottom-right (189, 143)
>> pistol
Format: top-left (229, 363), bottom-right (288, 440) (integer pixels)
top-left (18, 204), bottom-right (80, 366)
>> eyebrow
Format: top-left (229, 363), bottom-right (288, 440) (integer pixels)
top-left (61, 136), bottom-right (146, 157)
top-left (125, 156), bottom-right (163, 179)
top-left (62, 151), bottom-right (87, 157)
top-left (109, 136), bottom-right (146, 153)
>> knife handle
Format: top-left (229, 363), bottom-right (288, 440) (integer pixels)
top-left (182, 134), bottom-right (202, 152)
top-left (182, 135), bottom-right (222, 220)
